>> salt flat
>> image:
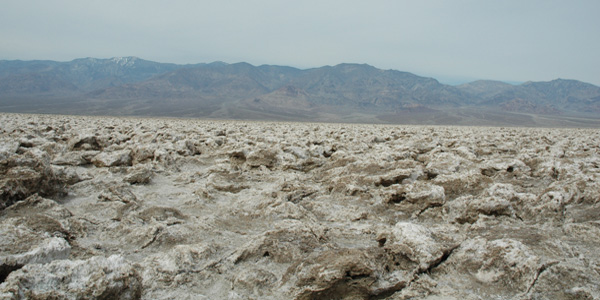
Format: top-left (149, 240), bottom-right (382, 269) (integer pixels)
top-left (1, 113), bottom-right (599, 299)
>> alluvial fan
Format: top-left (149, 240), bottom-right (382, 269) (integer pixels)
top-left (1, 113), bottom-right (599, 299)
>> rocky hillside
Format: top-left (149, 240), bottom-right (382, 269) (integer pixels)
top-left (458, 79), bottom-right (600, 114)
top-left (1, 113), bottom-right (599, 299)
top-left (0, 57), bottom-right (182, 96)
top-left (1, 58), bottom-right (600, 125)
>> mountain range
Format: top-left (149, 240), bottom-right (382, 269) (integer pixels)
top-left (1, 57), bottom-right (599, 127)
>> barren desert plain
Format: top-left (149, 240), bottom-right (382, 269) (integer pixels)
top-left (1, 112), bottom-right (599, 299)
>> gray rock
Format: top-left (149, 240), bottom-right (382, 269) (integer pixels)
top-left (92, 149), bottom-right (132, 167)
top-left (1, 152), bottom-right (66, 210)
top-left (69, 135), bottom-right (102, 151)
top-left (246, 149), bottom-right (278, 168)
top-left (123, 164), bottom-right (153, 184)
top-left (51, 151), bottom-right (88, 166)
top-left (0, 237), bottom-right (70, 275)
top-left (0, 140), bottom-right (19, 161)
top-left (0, 255), bottom-right (142, 300)
top-left (439, 238), bottom-right (540, 297)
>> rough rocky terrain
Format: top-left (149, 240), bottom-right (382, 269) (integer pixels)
top-left (1, 112), bottom-right (599, 299)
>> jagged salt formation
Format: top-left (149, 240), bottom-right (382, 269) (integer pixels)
top-left (0, 113), bottom-right (599, 299)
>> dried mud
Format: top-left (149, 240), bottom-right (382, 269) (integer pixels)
top-left (1, 113), bottom-right (599, 299)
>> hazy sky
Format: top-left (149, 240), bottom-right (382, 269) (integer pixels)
top-left (2, 0), bottom-right (599, 85)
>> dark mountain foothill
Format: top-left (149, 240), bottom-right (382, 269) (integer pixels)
top-left (1, 57), bottom-right (599, 126)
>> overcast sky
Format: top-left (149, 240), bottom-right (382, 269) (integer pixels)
top-left (1, 0), bottom-right (599, 85)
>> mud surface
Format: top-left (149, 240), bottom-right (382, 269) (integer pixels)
top-left (1, 113), bottom-right (599, 299)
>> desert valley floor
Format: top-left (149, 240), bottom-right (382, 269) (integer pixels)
top-left (1, 113), bottom-right (599, 299)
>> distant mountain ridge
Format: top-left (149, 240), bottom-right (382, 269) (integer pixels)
top-left (1, 57), bottom-right (599, 126)
top-left (0, 57), bottom-right (185, 95)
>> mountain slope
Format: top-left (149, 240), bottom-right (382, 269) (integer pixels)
top-left (1, 57), bottom-right (599, 126)
top-left (457, 79), bottom-right (600, 116)
top-left (0, 57), bottom-right (182, 96)
top-left (55, 57), bottom-right (183, 91)
top-left (456, 80), bottom-right (515, 100)
top-left (93, 62), bottom-right (301, 99)
top-left (288, 63), bottom-right (466, 108)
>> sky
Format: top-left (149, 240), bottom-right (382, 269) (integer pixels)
top-left (1, 0), bottom-right (599, 86)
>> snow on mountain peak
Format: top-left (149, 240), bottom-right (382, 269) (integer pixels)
top-left (110, 56), bottom-right (138, 66)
